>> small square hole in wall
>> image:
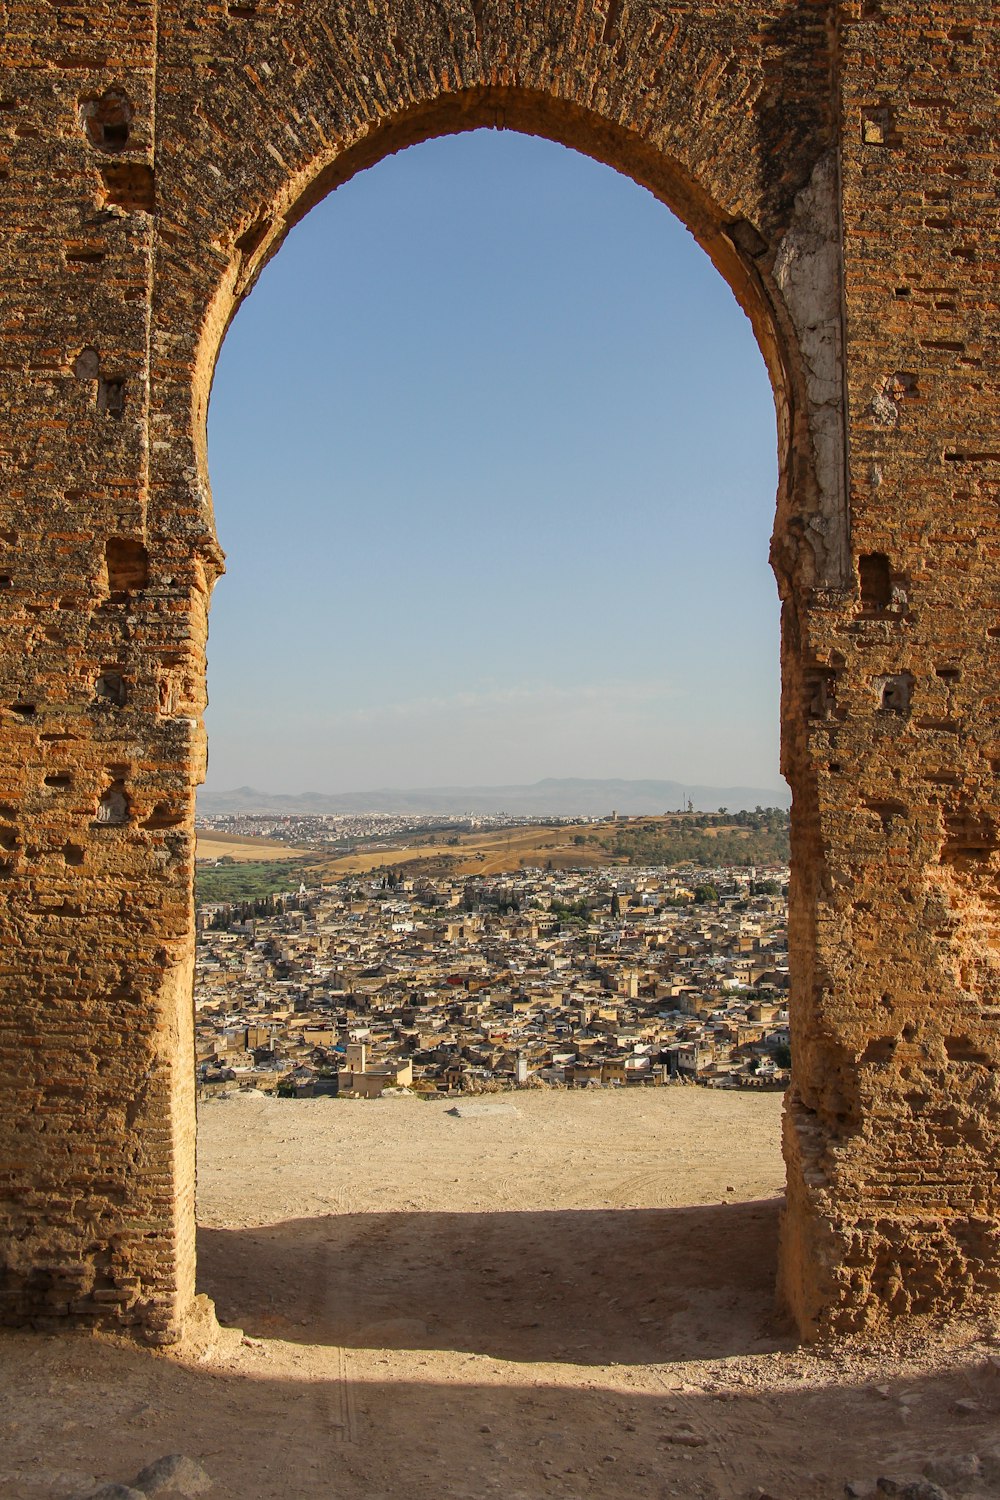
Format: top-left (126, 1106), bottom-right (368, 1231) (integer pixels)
top-left (97, 377), bottom-right (125, 419)
top-left (878, 673), bottom-right (913, 714)
top-left (100, 163), bottom-right (155, 214)
top-left (884, 372), bottom-right (918, 403)
top-left (105, 539), bottom-right (148, 596)
top-left (94, 669), bottom-right (127, 706)
top-left (862, 105), bottom-right (897, 146)
top-left (859, 553), bottom-right (892, 612)
top-left (94, 783), bottom-right (130, 826)
top-left (81, 88), bottom-right (133, 152)
top-left (805, 670), bottom-right (838, 719)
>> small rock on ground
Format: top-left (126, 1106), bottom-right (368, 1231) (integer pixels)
top-left (923, 1456), bottom-right (980, 1491)
top-left (131, 1454), bottom-right (213, 1496)
top-left (876, 1481), bottom-right (952, 1500)
top-left (446, 1103), bottom-right (520, 1118)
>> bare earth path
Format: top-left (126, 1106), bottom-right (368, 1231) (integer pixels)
top-left (3, 1089), bottom-right (1000, 1500)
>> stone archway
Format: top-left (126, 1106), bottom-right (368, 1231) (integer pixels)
top-left (2, 2), bottom-right (998, 1345)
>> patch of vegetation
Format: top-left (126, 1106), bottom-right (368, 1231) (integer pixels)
top-left (196, 858), bottom-right (316, 906)
top-left (591, 809), bottom-right (789, 867)
top-left (548, 897), bottom-right (592, 926)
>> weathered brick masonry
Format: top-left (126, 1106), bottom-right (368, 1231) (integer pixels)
top-left (0, 0), bottom-right (997, 1342)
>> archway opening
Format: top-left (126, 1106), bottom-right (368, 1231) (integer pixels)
top-left (194, 124), bottom-right (790, 1361)
top-left (203, 127), bottom-right (784, 810)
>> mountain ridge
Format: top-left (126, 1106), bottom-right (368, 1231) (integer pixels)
top-left (198, 776), bottom-right (790, 818)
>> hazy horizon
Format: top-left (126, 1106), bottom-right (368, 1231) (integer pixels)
top-left (197, 774), bottom-right (791, 818)
top-left (201, 773), bottom-right (789, 795)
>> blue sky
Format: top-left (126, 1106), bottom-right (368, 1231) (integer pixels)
top-left (205, 128), bottom-right (782, 796)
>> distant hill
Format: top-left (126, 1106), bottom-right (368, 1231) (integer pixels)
top-left (198, 777), bottom-right (790, 818)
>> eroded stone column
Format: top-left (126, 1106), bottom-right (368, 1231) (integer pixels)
top-left (780, 3), bottom-right (1000, 1336)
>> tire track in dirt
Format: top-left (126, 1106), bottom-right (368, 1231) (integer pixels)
top-left (650, 1369), bottom-right (800, 1500)
top-left (307, 1233), bottom-right (359, 1455)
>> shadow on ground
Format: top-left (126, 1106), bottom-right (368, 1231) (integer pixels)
top-left (3, 1324), bottom-right (998, 1500)
top-left (198, 1198), bottom-right (789, 1364)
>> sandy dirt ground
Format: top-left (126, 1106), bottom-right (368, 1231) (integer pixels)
top-left (4, 1089), bottom-right (1000, 1500)
top-left (194, 832), bottom-right (310, 862)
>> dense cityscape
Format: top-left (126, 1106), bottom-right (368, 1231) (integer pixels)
top-left (198, 809), bottom-right (532, 848)
top-left (195, 857), bottom-right (791, 1099)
